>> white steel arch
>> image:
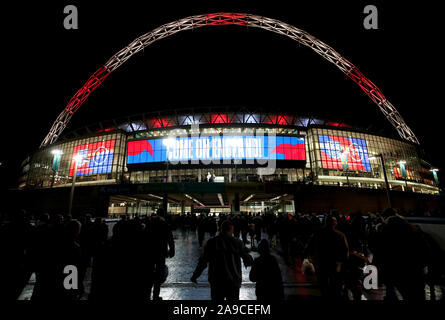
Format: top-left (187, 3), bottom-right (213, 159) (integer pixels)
top-left (40, 13), bottom-right (419, 147)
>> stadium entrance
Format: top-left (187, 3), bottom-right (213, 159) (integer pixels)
top-left (105, 182), bottom-right (297, 217)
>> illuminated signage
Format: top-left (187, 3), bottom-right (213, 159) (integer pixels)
top-left (69, 140), bottom-right (115, 176)
top-left (318, 135), bottom-right (371, 171)
top-left (394, 167), bottom-right (415, 181)
top-left (127, 136), bottom-right (305, 164)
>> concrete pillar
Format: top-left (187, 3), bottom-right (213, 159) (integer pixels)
top-left (293, 193), bottom-right (299, 214)
top-left (136, 201), bottom-right (141, 216)
top-left (198, 169), bottom-right (201, 182)
top-left (233, 193), bottom-right (240, 212)
top-left (162, 193), bottom-right (168, 214)
top-left (280, 200), bottom-right (286, 214)
top-left (229, 168), bottom-right (232, 182)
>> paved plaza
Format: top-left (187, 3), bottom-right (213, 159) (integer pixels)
top-left (18, 229), bottom-right (443, 301)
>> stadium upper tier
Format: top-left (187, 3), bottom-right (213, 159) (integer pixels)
top-left (59, 107), bottom-right (376, 142)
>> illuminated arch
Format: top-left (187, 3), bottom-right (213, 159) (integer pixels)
top-left (40, 12), bottom-right (419, 147)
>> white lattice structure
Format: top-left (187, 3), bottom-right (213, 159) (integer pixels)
top-left (40, 13), bottom-right (419, 147)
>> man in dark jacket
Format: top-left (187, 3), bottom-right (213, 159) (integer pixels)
top-left (249, 239), bottom-right (284, 301)
top-left (304, 215), bottom-right (349, 299)
top-left (191, 220), bottom-right (253, 301)
top-left (374, 215), bottom-right (430, 300)
top-left (146, 209), bottom-right (175, 300)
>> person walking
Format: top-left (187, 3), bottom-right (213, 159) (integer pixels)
top-left (145, 208), bottom-right (175, 301)
top-left (304, 215), bottom-right (349, 299)
top-left (197, 215), bottom-right (207, 248)
top-left (249, 239), bottom-right (284, 301)
top-left (190, 220), bottom-right (253, 301)
top-left (373, 214), bottom-right (430, 301)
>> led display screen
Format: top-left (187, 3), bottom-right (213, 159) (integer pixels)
top-left (127, 136), bottom-right (305, 164)
top-left (318, 135), bottom-right (371, 171)
top-left (394, 167), bottom-right (415, 181)
top-left (69, 140), bottom-right (116, 176)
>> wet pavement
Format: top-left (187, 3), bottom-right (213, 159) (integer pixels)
top-left (157, 229), bottom-right (320, 300)
top-left (18, 229), bottom-right (443, 300)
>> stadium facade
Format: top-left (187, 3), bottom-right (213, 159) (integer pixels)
top-left (13, 13), bottom-right (443, 216)
top-left (19, 108), bottom-right (440, 216)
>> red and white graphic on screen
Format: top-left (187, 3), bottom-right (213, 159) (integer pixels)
top-left (127, 140), bottom-right (153, 157)
top-left (320, 135), bottom-right (369, 171)
top-left (69, 140), bottom-right (116, 176)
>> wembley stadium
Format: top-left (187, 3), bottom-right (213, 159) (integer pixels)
top-left (18, 106), bottom-right (440, 217)
top-left (15, 13), bottom-right (441, 217)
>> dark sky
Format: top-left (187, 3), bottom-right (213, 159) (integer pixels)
top-left (1, 1), bottom-right (443, 188)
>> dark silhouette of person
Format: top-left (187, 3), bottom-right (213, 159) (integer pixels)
top-left (304, 215), bottom-right (349, 299)
top-left (197, 215), bottom-right (206, 247)
top-left (30, 217), bottom-right (83, 300)
top-left (112, 214), bottom-right (130, 239)
top-left (0, 209), bottom-right (34, 300)
top-left (90, 216), bottom-right (149, 301)
top-left (232, 215), bottom-right (241, 239)
top-left (414, 225), bottom-right (445, 301)
top-left (90, 217), bottom-right (109, 255)
top-left (207, 216), bottom-right (218, 238)
top-left (30, 213), bottom-right (64, 300)
top-left (145, 208), bottom-right (175, 300)
top-left (374, 214), bottom-right (430, 300)
top-left (190, 220), bottom-right (253, 301)
top-left (278, 214), bottom-right (295, 262)
top-left (249, 239), bottom-right (284, 301)
top-left (240, 215), bottom-right (249, 245)
top-left (253, 215), bottom-right (263, 245)
top-left (57, 219), bottom-right (83, 300)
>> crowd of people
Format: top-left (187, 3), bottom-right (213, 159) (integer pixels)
top-left (0, 209), bottom-right (175, 301)
top-left (0, 207), bottom-right (444, 301)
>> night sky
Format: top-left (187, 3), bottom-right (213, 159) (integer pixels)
top-left (1, 1), bottom-right (443, 189)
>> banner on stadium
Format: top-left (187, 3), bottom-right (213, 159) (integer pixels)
top-left (319, 135), bottom-right (371, 171)
top-left (69, 140), bottom-right (116, 176)
top-left (127, 135), bottom-right (306, 164)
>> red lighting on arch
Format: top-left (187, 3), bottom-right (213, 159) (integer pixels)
top-left (205, 13), bottom-right (248, 26)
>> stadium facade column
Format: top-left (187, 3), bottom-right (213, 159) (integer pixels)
top-left (136, 201), bottom-right (141, 215)
top-left (233, 193), bottom-right (240, 212)
top-left (293, 193), bottom-right (299, 214)
top-left (162, 193), bottom-right (168, 214)
top-left (280, 200), bottom-right (286, 214)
